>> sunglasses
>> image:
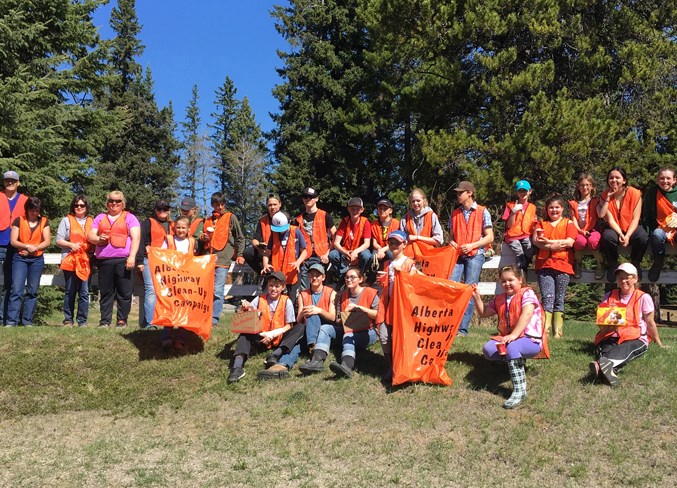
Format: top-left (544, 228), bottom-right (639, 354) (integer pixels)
top-left (107, 199), bottom-right (122, 204)
top-left (156, 207), bottom-right (170, 212)
top-left (73, 204), bottom-right (87, 209)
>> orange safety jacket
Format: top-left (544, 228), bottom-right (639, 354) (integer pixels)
top-left (656, 192), bottom-right (676, 245)
top-left (376, 257), bottom-right (416, 325)
top-left (0, 193), bottom-right (28, 231)
top-left (188, 218), bottom-right (203, 238)
top-left (494, 287), bottom-right (550, 359)
top-left (204, 212), bottom-right (233, 253)
top-left (595, 289), bottom-right (647, 346)
top-left (271, 230), bottom-right (300, 284)
top-left (17, 216), bottom-right (48, 257)
top-left (568, 197), bottom-right (600, 233)
top-left (504, 202), bottom-right (536, 239)
top-left (298, 286), bottom-right (334, 324)
top-left (259, 294), bottom-right (289, 348)
top-left (602, 186), bottom-right (641, 234)
top-left (404, 211), bottom-right (433, 237)
top-left (536, 219), bottom-right (571, 262)
top-left (165, 235), bottom-right (196, 255)
top-left (451, 205), bottom-right (486, 257)
top-left (338, 216), bottom-right (369, 251)
top-left (259, 215), bottom-right (272, 245)
top-left (149, 218), bottom-right (173, 248)
top-left (340, 286), bottom-right (378, 333)
top-left (60, 215), bottom-right (93, 276)
top-left (371, 218), bottom-right (400, 248)
top-left (296, 209), bottom-right (330, 256)
top-left (98, 211), bottom-right (129, 248)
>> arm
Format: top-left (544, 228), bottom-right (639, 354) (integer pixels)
top-left (38, 222), bottom-right (51, 251)
top-left (620, 194), bottom-right (643, 246)
top-left (55, 218), bottom-right (78, 252)
top-left (643, 311), bottom-right (664, 348)
top-left (472, 285), bottom-right (497, 318)
top-left (127, 224), bottom-right (141, 270)
top-left (503, 303), bottom-right (535, 343)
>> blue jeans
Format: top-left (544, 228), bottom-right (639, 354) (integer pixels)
top-left (279, 314), bottom-right (325, 369)
top-left (0, 245), bottom-right (14, 324)
top-left (213, 265), bottom-right (228, 325)
top-left (6, 254), bottom-right (44, 326)
top-left (328, 249), bottom-right (371, 281)
top-left (141, 257), bottom-right (156, 327)
top-left (450, 253), bottom-right (485, 335)
top-left (63, 270), bottom-right (89, 325)
top-left (314, 324), bottom-right (377, 359)
top-left (650, 228), bottom-right (667, 256)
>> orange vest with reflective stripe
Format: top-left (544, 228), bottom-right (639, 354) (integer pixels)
top-left (505, 202), bottom-right (536, 238)
top-left (272, 230), bottom-right (299, 284)
top-left (568, 198), bottom-right (599, 232)
top-left (0, 193), bottom-right (27, 231)
top-left (340, 286), bottom-right (378, 333)
top-left (165, 235), bottom-right (196, 255)
top-left (339, 216), bottom-right (368, 251)
top-left (595, 290), bottom-right (645, 345)
top-left (494, 287), bottom-right (550, 359)
top-left (371, 218), bottom-right (400, 248)
top-left (299, 286), bottom-right (334, 323)
top-left (204, 212), bottom-right (233, 252)
top-left (98, 211), bottom-right (129, 248)
top-left (603, 187), bottom-right (641, 233)
top-left (18, 216), bottom-right (48, 257)
top-left (149, 218), bottom-right (172, 248)
top-left (296, 210), bottom-right (329, 256)
top-left (451, 205), bottom-right (485, 257)
top-left (259, 295), bottom-right (289, 348)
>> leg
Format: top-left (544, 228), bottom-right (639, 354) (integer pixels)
top-left (20, 256), bottom-right (44, 326)
top-left (299, 256), bottom-right (321, 291)
top-left (141, 257), bottom-right (156, 328)
top-left (1, 246), bottom-right (14, 323)
top-left (6, 254), bottom-right (28, 326)
top-left (303, 314), bottom-right (322, 347)
top-left (358, 249), bottom-right (372, 274)
top-left (330, 329), bottom-right (378, 378)
top-left (504, 357), bottom-right (527, 409)
top-left (600, 228), bottom-right (620, 282)
top-left (97, 259), bottom-right (116, 326)
top-left (629, 226), bottom-right (648, 269)
top-left (299, 324), bottom-right (340, 374)
top-left (458, 253), bottom-right (485, 335)
top-left (328, 250), bottom-right (348, 282)
top-left (63, 270), bottom-right (77, 325)
top-left (212, 265), bottom-right (228, 325)
top-left (379, 323), bottom-right (393, 381)
top-left (75, 276), bottom-right (90, 326)
top-left (648, 228), bottom-right (667, 282)
top-left (552, 272), bottom-right (570, 338)
top-left (242, 245), bottom-right (263, 275)
top-left (536, 269), bottom-right (556, 313)
top-left (114, 260), bottom-right (134, 325)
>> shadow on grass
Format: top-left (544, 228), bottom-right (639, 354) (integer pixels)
top-left (448, 351), bottom-right (512, 398)
top-left (123, 329), bottom-right (204, 361)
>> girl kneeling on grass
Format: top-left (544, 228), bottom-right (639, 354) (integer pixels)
top-left (472, 265), bottom-right (549, 409)
top-left (590, 263), bottom-right (665, 387)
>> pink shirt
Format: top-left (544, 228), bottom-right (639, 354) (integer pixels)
top-left (601, 290), bottom-right (654, 345)
top-left (91, 212), bottom-right (140, 259)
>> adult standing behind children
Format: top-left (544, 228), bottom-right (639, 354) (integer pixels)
top-left (369, 197), bottom-right (400, 264)
top-left (87, 190), bottom-right (141, 328)
top-left (329, 197), bottom-right (372, 282)
top-left (295, 187), bottom-right (336, 289)
top-left (201, 192), bottom-right (245, 326)
top-left (56, 195), bottom-right (93, 327)
top-left (597, 166), bottom-right (648, 282)
top-left (501, 180), bottom-right (538, 272)
top-left (136, 200), bottom-right (173, 330)
top-left (641, 167), bottom-right (677, 282)
top-left (0, 170), bottom-right (27, 324)
top-left (177, 196), bottom-right (204, 240)
top-left (448, 181), bottom-right (494, 336)
top-left (242, 193), bottom-right (281, 275)
top-left (399, 188), bottom-right (444, 249)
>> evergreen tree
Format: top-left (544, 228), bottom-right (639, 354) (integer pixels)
top-left (210, 76), bottom-right (239, 193)
top-left (178, 84), bottom-right (202, 198)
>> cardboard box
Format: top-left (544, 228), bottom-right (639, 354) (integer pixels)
top-left (341, 309), bottom-right (371, 331)
top-left (231, 310), bottom-right (262, 334)
top-left (596, 306), bottom-right (627, 327)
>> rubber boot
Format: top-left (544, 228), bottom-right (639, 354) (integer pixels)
top-left (504, 358), bottom-right (527, 409)
top-left (593, 251), bottom-right (604, 280)
top-left (544, 311), bottom-right (553, 338)
top-left (573, 251), bottom-right (583, 279)
top-left (382, 353), bottom-right (393, 382)
top-left (553, 311), bottom-right (564, 338)
top-left (648, 255), bottom-right (664, 283)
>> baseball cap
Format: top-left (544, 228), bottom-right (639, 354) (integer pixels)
top-left (376, 197), bottom-right (394, 208)
top-left (347, 197), bottom-right (363, 207)
top-left (387, 230), bottom-right (408, 243)
top-left (302, 187), bottom-right (319, 198)
top-left (454, 181), bottom-right (475, 193)
top-left (308, 263), bottom-right (326, 275)
top-left (615, 262), bottom-right (638, 276)
top-left (515, 180), bottom-right (531, 191)
top-left (3, 171), bottom-right (19, 181)
top-left (179, 196), bottom-right (196, 210)
top-left (267, 271), bottom-right (286, 283)
top-left (270, 211), bottom-right (290, 232)
top-left (155, 200), bottom-right (171, 210)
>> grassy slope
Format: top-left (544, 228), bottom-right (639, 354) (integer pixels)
top-left (0, 320), bottom-right (674, 488)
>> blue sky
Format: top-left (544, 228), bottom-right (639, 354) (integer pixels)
top-left (93, 1), bottom-right (289, 136)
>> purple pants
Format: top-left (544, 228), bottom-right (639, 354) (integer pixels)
top-left (483, 337), bottom-right (542, 361)
top-left (573, 231), bottom-right (601, 251)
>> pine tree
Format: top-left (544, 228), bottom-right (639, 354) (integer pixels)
top-left (178, 84), bottom-right (202, 198)
top-left (210, 76), bottom-right (239, 194)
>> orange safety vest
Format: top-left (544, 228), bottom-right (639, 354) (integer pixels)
top-left (371, 218), bottom-right (400, 248)
top-left (338, 215), bottom-right (369, 251)
top-left (536, 218), bottom-right (571, 261)
top-left (17, 216), bottom-right (48, 257)
top-left (655, 191), bottom-right (676, 244)
top-left (98, 211), bottom-right (129, 248)
top-left (259, 214), bottom-right (272, 245)
top-left (149, 218), bottom-right (173, 248)
top-left (271, 230), bottom-right (300, 284)
top-left (595, 289), bottom-right (646, 346)
top-left (494, 287), bottom-right (550, 359)
top-left (296, 209), bottom-right (330, 256)
top-left (404, 211), bottom-right (433, 237)
top-left (204, 212), bottom-right (233, 252)
top-left (451, 205), bottom-right (486, 257)
top-left (258, 294), bottom-right (289, 348)
top-left (60, 215), bottom-right (93, 275)
top-left (165, 235), bottom-right (196, 255)
top-left (299, 286), bottom-right (334, 323)
top-left (376, 258), bottom-right (416, 325)
top-left (568, 197), bottom-right (599, 233)
top-left (505, 202), bottom-right (536, 238)
top-left (340, 286), bottom-right (378, 333)
top-left (602, 186), bottom-right (641, 233)
top-left (67, 214), bottom-right (93, 251)
top-left (0, 193), bottom-right (28, 232)
top-left (188, 218), bottom-right (203, 238)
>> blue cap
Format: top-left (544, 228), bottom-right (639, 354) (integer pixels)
top-left (387, 230), bottom-right (408, 243)
top-left (515, 180), bottom-right (531, 191)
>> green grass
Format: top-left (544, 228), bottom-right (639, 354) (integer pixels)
top-left (0, 319), bottom-right (675, 488)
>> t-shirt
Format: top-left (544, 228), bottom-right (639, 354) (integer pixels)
top-left (301, 211), bottom-right (335, 243)
top-left (91, 212), bottom-right (141, 259)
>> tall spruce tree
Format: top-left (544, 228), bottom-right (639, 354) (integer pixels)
top-left (210, 76), bottom-right (239, 194)
top-left (178, 84), bottom-right (201, 199)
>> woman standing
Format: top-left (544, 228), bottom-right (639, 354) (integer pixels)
top-left (6, 197), bottom-right (51, 326)
top-left (87, 191), bottom-right (141, 328)
top-left (56, 195), bottom-right (93, 327)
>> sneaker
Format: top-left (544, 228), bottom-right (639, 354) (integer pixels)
top-left (299, 359), bottom-right (324, 374)
top-left (589, 360), bottom-right (600, 378)
top-left (648, 261), bottom-right (662, 283)
top-left (257, 364), bottom-right (290, 380)
top-left (99, 323), bottom-right (110, 328)
top-left (594, 266), bottom-right (605, 280)
top-left (77, 323), bottom-right (88, 328)
top-left (63, 320), bottom-right (74, 328)
top-left (264, 354), bottom-right (280, 368)
top-left (329, 361), bottom-right (353, 378)
top-left (227, 367), bottom-right (246, 383)
top-left (116, 320), bottom-right (127, 328)
top-left (598, 357), bottom-right (620, 387)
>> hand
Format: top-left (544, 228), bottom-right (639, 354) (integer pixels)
top-left (236, 256), bottom-right (245, 265)
top-left (502, 334), bottom-right (518, 344)
top-left (261, 265), bottom-right (273, 275)
top-left (98, 233), bottom-right (110, 245)
top-left (125, 256), bottom-right (135, 270)
top-left (199, 232), bottom-right (210, 241)
top-left (290, 261), bottom-right (301, 271)
top-left (259, 333), bottom-right (273, 346)
top-left (345, 303), bottom-right (360, 312)
top-left (376, 248), bottom-right (387, 260)
top-left (459, 243), bottom-right (474, 255)
top-left (512, 203), bottom-right (523, 213)
top-left (70, 242), bottom-right (82, 252)
top-left (619, 234), bottom-right (630, 247)
top-left (320, 253), bottom-right (329, 264)
top-left (471, 284), bottom-right (481, 300)
top-left (137, 264), bottom-right (144, 272)
top-left (25, 244), bottom-right (37, 254)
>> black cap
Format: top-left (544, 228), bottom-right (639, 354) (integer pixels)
top-left (302, 187), bottom-right (319, 198)
top-left (179, 196), bottom-right (196, 210)
top-left (155, 200), bottom-right (171, 210)
top-left (376, 197), bottom-right (393, 208)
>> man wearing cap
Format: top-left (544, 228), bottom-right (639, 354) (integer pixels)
top-left (262, 211), bottom-right (308, 302)
top-left (502, 179), bottom-right (537, 271)
top-left (136, 200), bottom-right (174, 329)
top-left (178, 196), bottom-right (204, 240)
top-left (329, 197), bottom-right (372, 282)
top-left (369, 197), bottom-right (400, 264)
top-left (241, 193), bottom-right (281, 275)
top-left (449, 181), bottom-right (494, 336)
top-left (295, 187), bottom-right (336, 289)
top-left (0, 171), bottom-right (28, 323)
top-left (201, 192), bottom-right (245, 326)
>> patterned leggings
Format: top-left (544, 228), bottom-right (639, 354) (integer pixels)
top-left (536, 268), bottom-right (570, 313)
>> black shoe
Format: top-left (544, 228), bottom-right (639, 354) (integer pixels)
top-left (589, 360), bottom-right (600, 379)
top-left (648, 259), bottom-right (663, 283)
top-left (228, 367), bottom-right (246, 383)
top-left (598, 357), bottom-right (620, 388)
top-left (329, 361), bottom-right (352, 378)
top-left (606, 262), bottom-right (619, 283)
top-left (257, 364), bottom-right (290, 380)
top-left (299, 359), bottom-right (324, 374)
top-left (264, 354), bottom-right (280, 368)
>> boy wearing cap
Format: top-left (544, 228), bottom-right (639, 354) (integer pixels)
top-left (228, 271), bottom-right (304, 383)
top-left (329, 197), bottom-right (372, 282)
top-left (448, 181), bottom-right (494, 336)
top-left (295, 187), bottom-right (336, 289)
top-left (242, 193), bottom-right (281, 275)
top-left (261, 211), bottom-right (308, 302)
top-left (0, 171), bottom-right (27, 323)
top-left (501, 180), bottom-right (537, 271)
top-left (259, 262), bottom-right (336, 379)
top-left (201, 192), bottom-right (245, 326)
top-left (178, 196), bottom-right (204, 239)
top-left (370, 197), bottom-right (400, 264)
top-left (136, 200), bottom-right (174, 329)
